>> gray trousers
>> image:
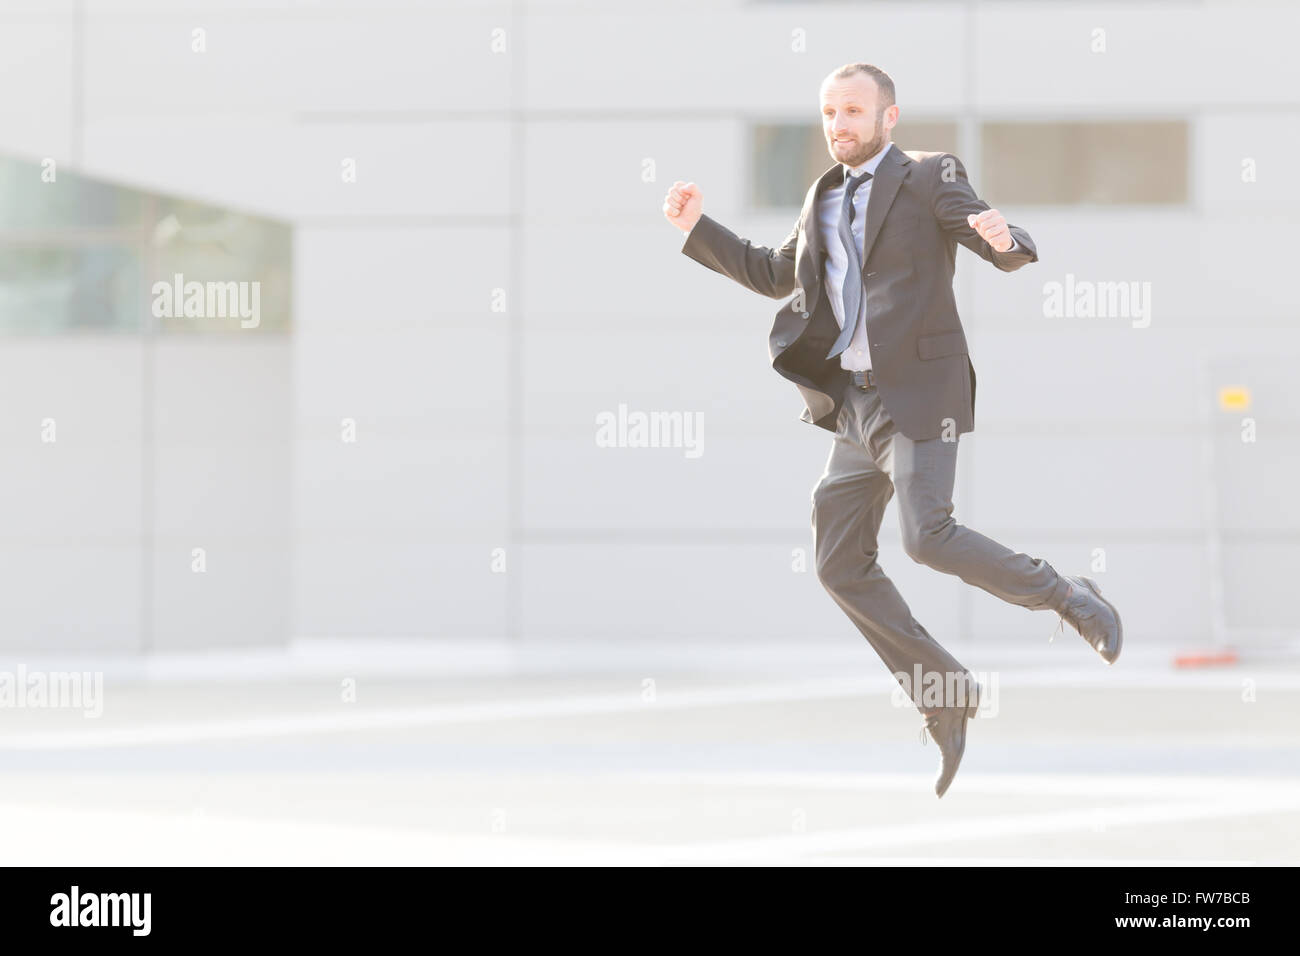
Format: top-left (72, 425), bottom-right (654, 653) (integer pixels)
top-left (811, 378), bottom-right (1071, 715)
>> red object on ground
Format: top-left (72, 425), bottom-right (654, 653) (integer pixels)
top-left (1173, 649), bottom-right (1239, 668)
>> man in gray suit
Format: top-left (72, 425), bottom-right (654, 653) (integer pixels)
top-left (664, 63), bottom-right (1122, 797)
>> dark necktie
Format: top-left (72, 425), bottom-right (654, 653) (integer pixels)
top-left (827, 170), bottom-right (872, 360)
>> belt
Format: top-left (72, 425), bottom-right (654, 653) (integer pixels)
top-left (850, 368), bottom-right (877, 390)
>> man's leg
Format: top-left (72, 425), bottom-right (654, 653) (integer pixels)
top-left (812, 384), bottom-right (978, 714)
top-left (871, 405), bottom-right (1070, 613)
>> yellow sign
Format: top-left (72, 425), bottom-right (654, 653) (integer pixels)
top-left (1218, 386), bottom-right (1251, 411)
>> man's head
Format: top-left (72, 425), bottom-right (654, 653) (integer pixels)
top-left (820, 63), bottom-right (898, 168)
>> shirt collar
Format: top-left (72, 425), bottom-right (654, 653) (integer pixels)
top-left (841, 141), bottom-right (894, 184)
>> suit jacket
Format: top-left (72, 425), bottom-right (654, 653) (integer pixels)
top-left (680, 147), bottom-right (1038, 441)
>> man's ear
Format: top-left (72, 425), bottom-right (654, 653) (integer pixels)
top-left (883, 104), bottom-right (900, 134)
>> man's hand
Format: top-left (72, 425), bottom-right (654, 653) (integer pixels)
top-left (664, 181), bottom-right (703, 234)
top-left (966, 209), bottom-right (1014, 253)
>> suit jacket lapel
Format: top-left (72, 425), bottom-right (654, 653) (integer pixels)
top-left (794, 148), bottom-right (911, 312)
top-left (801, 162), bottom-right (843, 266)
top-left (860, 145), bottom-right (910, 266)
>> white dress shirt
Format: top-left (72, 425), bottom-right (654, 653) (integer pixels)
top-left (820, 141), bottom-right (896, 371)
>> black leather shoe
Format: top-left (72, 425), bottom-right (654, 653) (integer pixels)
top-left (918, 680), bottom-right (980, 798)
top-left (1050, 575), bottom-right (1123, 665)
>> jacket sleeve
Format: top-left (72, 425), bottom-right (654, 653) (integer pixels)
top-left (680, 213), bottom-right (800, 299)
top-left (930, 153), bottom-right (1037, 273)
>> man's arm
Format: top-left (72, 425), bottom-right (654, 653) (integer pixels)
top-left (680, 213), bottom-right (801, 300)
top-left (930, 153), bottom-right (1037, 272)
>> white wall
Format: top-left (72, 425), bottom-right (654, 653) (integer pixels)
top-left (0, 337), bottom-right (290, 652)
top-left (2, 0), bottom-right (1296, 650)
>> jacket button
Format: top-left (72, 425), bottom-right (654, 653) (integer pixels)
top-left (801, 312), bottom-right (809, 318)
top-left (866, 272), bottom-right (876, 277)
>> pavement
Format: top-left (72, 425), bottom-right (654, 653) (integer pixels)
top-left (0, 639), bottom-right (1297, 865)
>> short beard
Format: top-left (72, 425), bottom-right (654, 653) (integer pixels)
top-left (836, 109), bottom-right (889, 167)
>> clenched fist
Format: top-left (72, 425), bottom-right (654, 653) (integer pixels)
top-left (663, 181), bottom-right (702, 234)
top-left (966, 209), bottom-right (1014, 253)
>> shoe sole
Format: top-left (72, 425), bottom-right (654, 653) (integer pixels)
top-left (1080, 576), bottom-right (1123, 664)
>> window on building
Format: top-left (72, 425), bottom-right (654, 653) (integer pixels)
top-left (980, 120), bottom-right (1189, 205)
